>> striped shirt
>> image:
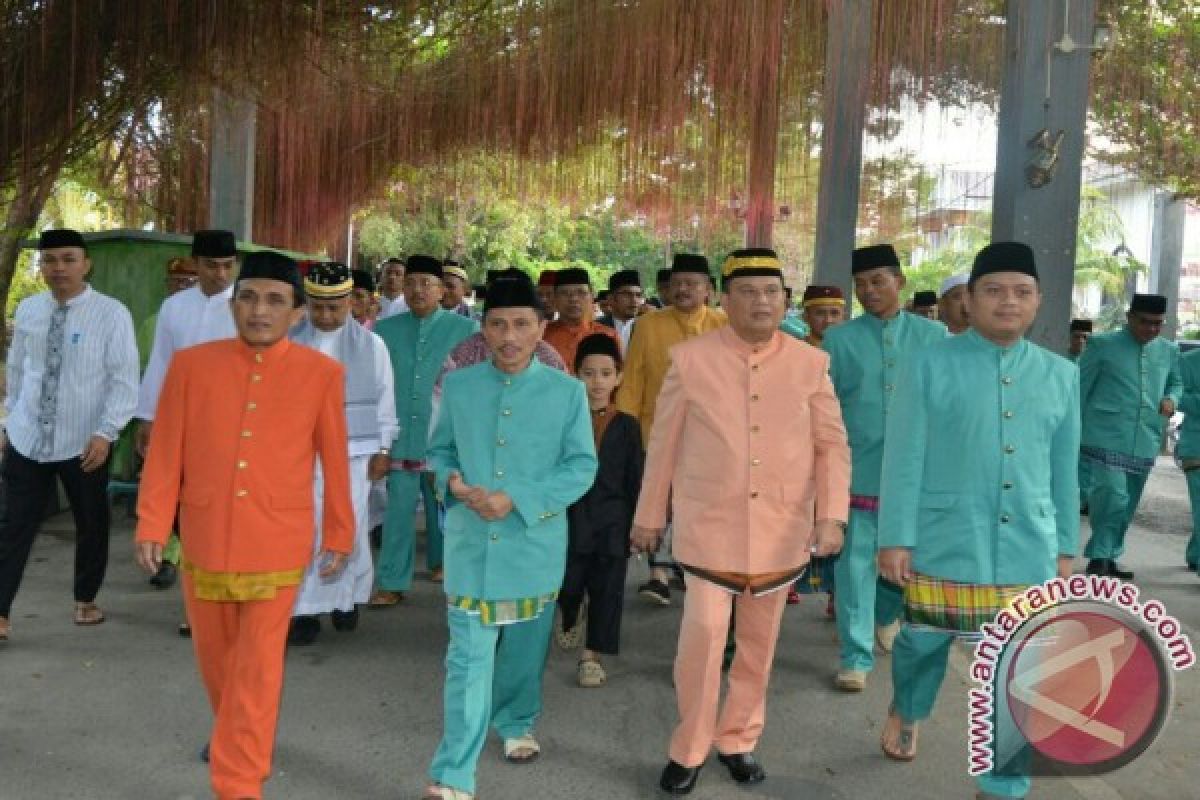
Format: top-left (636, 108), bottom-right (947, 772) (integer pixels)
top-left (5, 286), bottom-right (139, 462)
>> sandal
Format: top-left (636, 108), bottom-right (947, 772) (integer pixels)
top-left (74, 602), bottom-right (105, 626)
top-left (368, 589), bottom-right (403, 608)
top-left (555, 603), bottom-right (586, 651)
top-left (880, 705), bottom-right (919, 761)
top-left (422, 784), bottom-right (474, 800)
top-left (0, 616), bottom-right (10, 641)
top-left (503, 733), bottom-right (540, 763)
top-left (577, 658), bottom-right (607, 688)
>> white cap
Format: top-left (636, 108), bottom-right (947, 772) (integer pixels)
top-left (939, 272), bottom-right (969, 297)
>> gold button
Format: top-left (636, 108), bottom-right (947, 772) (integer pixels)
top-left (750, 425), bottom-right (761, 433)
top-left (1003, 481), bottom-right (1014, 489)
top-left (1000, 514), bottom-right (1011, 523)
top-left (495, 470), bottom-right (505, 478)
top-left (750, 394), bottom-right (760, 402)
top-left (237, 460), bottom-right (248, 469)
top-left (751, 364), bottom-right (760, 372)
top-left (236, 489), bottom-right (248, 497)
top-left (885, 384), bottom-right (894, 392)
top-left (1003, 410), bottom-right (1014, 419)
top-left (750, 490), bottom-right (759, 499)
top-left (497, 438), bottom-right (506, 446)
top-left (242, 430), bottom-right (252, 438)
top-left (246, 402), bottom-right (257, 410)
top-left (254, 353), bottom-right (263, 364)
top-left (504, 379), bottom-right (512, 386)
top-left (751, 458), bottom-right (761, 466)
top-left (1001, 376), bottom-right (1012, 385)
top-left (502, 409), bottom-right (512, 416)
top-left (490, 534), bottom-right (498, 541)
top-left (251, 374), bottom-right (262, 382)
top-left (1004, 444), bottom-right (1015, 454)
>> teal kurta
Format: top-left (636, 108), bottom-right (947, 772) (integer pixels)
top-left (822, 310), bottom-right (947, 496)
top-left (429, 358), bottom-right (598, 603)
top-left (1079, 327), bottom-right (1181, 459)
top-left (878, 329), bottom-right (1081, 584)
top-left (1175, 348), bottom-right (1200, 569)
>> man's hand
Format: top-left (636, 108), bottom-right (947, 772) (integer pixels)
top-left (630, 524), bottom-right (664, 555)
top-left (1160, 398), bottom-right (1176, 417)
top-left (811, 519), bottom-right (845, 557)
top-left (367, 453), bottom-right (390, 481)
top-left (317, 550), bottom-right (348, 578)
top-left (473, 491), bottom-right (514, 521)
top-left (1057, 555), bottom-right (1075, 579)
top-left (135, 541), bottom-right (163, 575)
top-left (878, 547), bottom-right (914, 586)
top-left (80, 435), bottom-right (111, 472)
top-left (135, 421), bottom-right (152, 458)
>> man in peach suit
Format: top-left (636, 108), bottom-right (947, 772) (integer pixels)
top-left (135, 251), bottom-right (354, 800)
top-left (632, 248), bottom-right (851, 795)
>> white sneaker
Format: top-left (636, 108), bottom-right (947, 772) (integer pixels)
top-left (876, 620), bottom-right (902, 654)
top-left (835, 669), bottom-right (867, 692)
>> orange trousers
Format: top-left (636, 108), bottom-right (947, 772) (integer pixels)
top-left (669, 574), bottom-right (788, 767)
top-left (182, 575), bottom-right (296, 800)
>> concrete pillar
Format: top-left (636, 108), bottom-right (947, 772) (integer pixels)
top-left (991, 0), bottom-right (1096, 353)
top-left (811, 0), bottom-right (873, 302)
top-left (208, 87), bottom-right (256, 240)
top-left (1150, 192), bottom-right (1186, 340)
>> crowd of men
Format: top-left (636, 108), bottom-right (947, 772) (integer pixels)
top-left (0, 226), bottom-right (1194, 800)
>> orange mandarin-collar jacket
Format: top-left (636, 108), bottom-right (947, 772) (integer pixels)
top-left (543, 319), bottom-right (619, 374)
top-left (135, 338), bottom-right (355, 573)
top-left (633, 326), bottom-right (851, 574)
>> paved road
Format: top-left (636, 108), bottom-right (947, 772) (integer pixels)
top-left (2, 461), bottom-right (1198, 799)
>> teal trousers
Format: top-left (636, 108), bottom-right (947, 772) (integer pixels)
top-left (377, 470), bottom-right (441, 591)
top-left (1078, 457), bottom-right (1092, 510)
top-left (429, 604), bottom-right (555, 795)
top-left (1082, 463), bottom-right (1149, 561)
top-left (891, 624), bottom-right (1031, 798)
top-left (834, 508), bottom-right (903, 671)
top-left (1184, 470), bottom-right (1200, 569)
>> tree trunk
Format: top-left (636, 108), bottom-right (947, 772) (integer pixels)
top-left (0, 159), bottom-right (63, 352)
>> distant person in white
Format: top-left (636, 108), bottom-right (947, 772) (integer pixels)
top-left (0, 229), bottom-right (139, 640)
top-left (601, 269), bottom-right (644, 352)
top-left (287, 261), bottom-right (398, 646)
top-left (135, 229), bottom-right (238, 453)
top-left (377, 257), bottom-right (409, 320)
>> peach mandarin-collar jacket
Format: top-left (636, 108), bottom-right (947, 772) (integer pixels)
top-left (633, 325), bottom-right (851, 575)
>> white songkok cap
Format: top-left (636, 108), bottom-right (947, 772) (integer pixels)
top-left (939, 272), bottom-right (969, 297)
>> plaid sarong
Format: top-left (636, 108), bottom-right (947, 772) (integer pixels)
top-left (850, 494), bottom-right (880, 513)
top-left (794, 555), bottom-right (837, 595)
top-left (1080, 446), bottom-right (1155, 476)
top-left (390, 458), bottom-right (428, 472)
top-left (448, 592), bottom-right (558, 626)
top-left (904, 573), bottom-right (1027, 636)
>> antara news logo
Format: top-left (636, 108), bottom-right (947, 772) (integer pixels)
top-left (967, 574), bottom-right (1194, 779)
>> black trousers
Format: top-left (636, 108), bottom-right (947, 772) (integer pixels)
top-left (558, 552), bottom-right (628, 655)
top-left (0, 442), bottom-right (111, 617)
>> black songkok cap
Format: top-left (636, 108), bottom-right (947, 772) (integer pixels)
top-left (352, 269), bottom-right (376, 293)
top-left (304, 262), bottom-right (353, 298)
top-left (1130, 293), bottom-right (1168, 314)
top-left (656, 269), bottom-right (673, 284)
top-left (722, 247), bottom-right (783, 288)
top-left (671, 253), bottom-right (711, 276)
top-left (554, 267), bottom-right (592, 288)
top-left (192, 229), bottom-right (237, 259)
top-left (406, 254), bottom-right (443, 278)
top-left (484, 271), bottom-right (544, 315)
top-left (574, 332), bottom-right (622, 372)
top-left (969, 241), bottom-right (1038, 285)
top-left (912, 290), bottom-right (938, 307)
top-left (1070, 318), bottom-right (1093, 333)
top-left (237, 251), bottom-right (303, 300)
top-left (38, 229), bottom-right (86, 251)
top-left (609, 269), bottom-right (641, 292)
top-left (851, 244), bottom-right (900, 274)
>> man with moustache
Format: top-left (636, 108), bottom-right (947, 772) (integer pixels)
top-left (800, 285), bottom-right (846, 348)
top-left (542, 267), bottom-right (619, 373)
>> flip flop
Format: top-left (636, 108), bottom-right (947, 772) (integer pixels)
top-left (880, 705), bottom-right (919, 762)
top-left (74, 603), bottom-right (105, 626)
top-left (367, 589), bottom-right (403, 608)
top-left (503, 733), bottom-right (540, 763)
top-left (422, 784), bottom-right (474, 799)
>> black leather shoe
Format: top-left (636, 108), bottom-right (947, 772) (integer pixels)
top-left (659, 760), bottom-right (702, 794)
top-left (717, 752), bottom-right (765, 785)
top-left (1085, 559), bottom-right (1110, 576)
top-left (331, 608), bottom-right (359, 632)
top-left (1110, 562), bottom-right (1134, 581)
top-left (287, 615), bottom-right (320, 646)
top-left (149, 562), bottom-right (178, 589)
top-left (200, 741), bottom-right (210, 763)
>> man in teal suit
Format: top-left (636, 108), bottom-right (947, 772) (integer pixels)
top-left (1079, 293), bottom-right (1180, 580)
top-left (878, 241), bottom-right (1079, 799)
top-left (372, 255), bottom-right (477, 606)
top-left (822, 243), bottom-right (945, 692)
top-left (423, 272), bottom-right (597, 800)
top-left (1068, 318), bottom-right (1093, 511)
top-left (1173, 347), bottom-right (1200, 572)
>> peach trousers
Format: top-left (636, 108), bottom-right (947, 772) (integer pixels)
top-left (669, 573), bottom-right (789, 767)
top-left (182, 574), bottom-right (296, 800)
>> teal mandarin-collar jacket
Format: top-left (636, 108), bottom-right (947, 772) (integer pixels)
top-left (878, 330), bottom-right (1080, 585)
top-left (428, 358), bottom-right (598, 602)
top-left (1079, 328), bottom-right (1181, 459)
top-left (1175, 348), bottom-right (1200, 459)
top-left (822, 310), bottom-right (946, 496)
top-left (375, 308), bottom-right (477, 460)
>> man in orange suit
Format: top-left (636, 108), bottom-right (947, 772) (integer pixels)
top-left (632, 248), bottom-right (851, 795)
top-left (134, 251), bottom-right (354, 800)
